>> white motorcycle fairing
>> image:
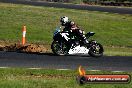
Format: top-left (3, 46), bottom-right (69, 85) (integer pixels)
top-left (68, 45), bottom-right (89, 55)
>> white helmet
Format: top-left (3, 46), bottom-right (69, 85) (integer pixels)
top-left (60, 16), bottom-right (69, 26)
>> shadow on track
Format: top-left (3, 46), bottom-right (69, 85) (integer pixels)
top-left (16, 51), bottom-right (92, 57)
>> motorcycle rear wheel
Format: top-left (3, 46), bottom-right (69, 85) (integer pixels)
top-left (51, 41), bottom-right (68, 55)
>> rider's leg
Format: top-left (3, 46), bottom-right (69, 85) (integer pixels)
top-left (78, 29), bottom-right (89, 44)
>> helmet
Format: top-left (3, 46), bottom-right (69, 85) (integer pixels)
top-left (60, 16), bottom-right (69, 26)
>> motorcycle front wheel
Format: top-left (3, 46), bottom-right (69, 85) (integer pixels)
top-left (51, 41), bottom-right (68, 56)
top-left (89, 43), bottom-right (104, 57)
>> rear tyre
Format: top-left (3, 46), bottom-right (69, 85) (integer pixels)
top-left (51, 41), bottom-right (68, 56)
top-left (89, 43), bottom-right (104, 57)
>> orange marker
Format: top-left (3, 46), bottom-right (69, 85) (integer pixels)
top-left (22, 26), bottom-right (26, 45)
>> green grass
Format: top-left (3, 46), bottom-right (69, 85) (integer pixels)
top-left (0, 68), bottom-right (131, 88)
top-left (0, 2), bottom-right (132, 55)
top-left (104, 46), bottom-right (132, 56)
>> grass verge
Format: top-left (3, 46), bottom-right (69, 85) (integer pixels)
top-left (104, 46), bottom-right (132, 56)
top-left (0, 68), bottom-right (131, 88)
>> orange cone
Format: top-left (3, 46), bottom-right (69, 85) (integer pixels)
top-left (22, 26), bottom-right (26, 45)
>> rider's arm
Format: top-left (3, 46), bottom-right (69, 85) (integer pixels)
top-left (70, 21), bottom-right (80, 31)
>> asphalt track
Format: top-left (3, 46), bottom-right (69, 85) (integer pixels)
top-left (0, 0), bottom-right (132, 14)
top-left (0, 51), bottom-right (132, 71)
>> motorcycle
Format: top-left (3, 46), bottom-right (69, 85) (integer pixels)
top-left (51, 27), bottom-right (104, 57)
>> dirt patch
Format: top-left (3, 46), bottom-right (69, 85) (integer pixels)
top-left (20, 44), bottom-right (51, 53)
top-left (0, 41), bottom-right (51, 53)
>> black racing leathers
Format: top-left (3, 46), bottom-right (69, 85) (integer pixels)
top-left (62, 21), bottom-right (87, 44)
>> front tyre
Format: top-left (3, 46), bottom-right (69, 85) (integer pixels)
top-left (51, 41), bottom-right (68, 56)
top-left (89, 43), bottom-right (104, 57)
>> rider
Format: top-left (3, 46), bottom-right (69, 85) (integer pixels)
top-left (60, 16), bottom-right (88, 45)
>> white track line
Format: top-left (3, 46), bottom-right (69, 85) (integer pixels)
top-left (0, 67), bottom-right (127, 72)
top-left (28, 68), bottom-right (42, 69)
top-left (112, 71), bottom-right (125, 72)
top-left (0, 67), bottom-right (9, 68)
top-left (88, 70), bottom-right (101, 71)
top-left (56, 69), bottom-right (70, 70)
top-left (28, 68), bottom-right (71, 70)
